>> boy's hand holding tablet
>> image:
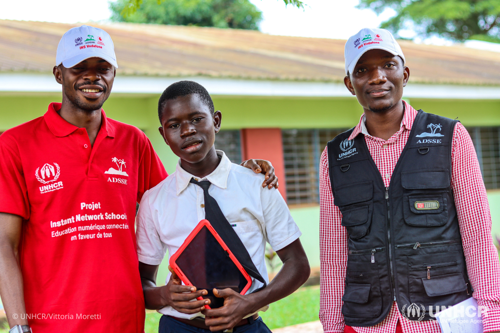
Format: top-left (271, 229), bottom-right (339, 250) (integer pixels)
top-left (165, 266), bottom-right (210, 313)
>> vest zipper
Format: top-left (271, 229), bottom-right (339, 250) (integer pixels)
top-left (348, 247), bottom-right (385, 263)
top-left (386, 187), bottom-right (396, 301)
top-left (410, 262), bottom-right (458, 280)
top-left (395, 239), bottom-right (461, 249)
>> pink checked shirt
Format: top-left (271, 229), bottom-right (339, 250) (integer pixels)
top-left (319, 101), bottom-right (500, 333)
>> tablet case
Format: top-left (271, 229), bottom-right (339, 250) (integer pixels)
top-left (169, 219), bottom-right (253, 309)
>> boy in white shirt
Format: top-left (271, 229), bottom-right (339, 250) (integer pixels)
top-left (136, 80), bottom-right (310, 333)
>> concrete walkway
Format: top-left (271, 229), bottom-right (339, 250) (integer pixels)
top-left (272, 321), bottom-right (323, 333)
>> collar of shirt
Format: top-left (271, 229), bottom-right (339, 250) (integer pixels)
top-left (44, 102), bottom-right (116, 138)
top-left (348, 100), bottom-right (417, 141)
top-left (175, 150), bottom-right (231, 196)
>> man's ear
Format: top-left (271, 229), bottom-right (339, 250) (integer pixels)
top-left (158, 126), bottom-right (169, 146)
top-left (344, 75), bottom-right (355, 95)
top-left (403, 66), bottom-right (410, 87)
top-left (213, 111), bottom-right (222, 134)
top-left (53, 65), bottom-right (63, 85)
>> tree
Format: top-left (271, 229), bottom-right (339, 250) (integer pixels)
top-left (358, 0), bottom-right (500, 42)
top-left (110, 0), bottom-right (265, 30)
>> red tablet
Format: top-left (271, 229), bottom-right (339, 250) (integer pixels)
top-left (169, 219), bottom-right (253, 309)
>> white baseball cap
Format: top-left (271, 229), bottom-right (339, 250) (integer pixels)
top-left (344, 28), bottom-right (404, 75)
top-left (56, 25), bottom-right (118, 69)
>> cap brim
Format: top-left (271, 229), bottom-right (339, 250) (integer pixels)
top-left (61, 52), bottom-right (118, 69)
top-left (347, 45), bottom-right (400, 76)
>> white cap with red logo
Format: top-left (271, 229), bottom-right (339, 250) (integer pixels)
top-left (56, 25), bottom-right (118, 69)
top-left (344, 28), bottom-right (404, 75)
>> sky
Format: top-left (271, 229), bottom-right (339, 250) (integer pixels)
top-left (0, 0), bottom-right (395, 40)
top-left (1, 0), bottom-right (499, 52)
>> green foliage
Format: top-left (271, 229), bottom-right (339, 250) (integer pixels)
top-left (110, 0), bottom-right (263, 30)
top-left (282, 0), bottom-right (304, 8)
top-left (358, 0), bottom-right (500, 42)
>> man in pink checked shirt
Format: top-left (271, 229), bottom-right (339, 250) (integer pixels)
top-left (319, 27), bottom-right (500, 333)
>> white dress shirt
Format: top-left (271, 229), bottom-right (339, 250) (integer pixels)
top-left (136, 151), bottom-right (302, 319)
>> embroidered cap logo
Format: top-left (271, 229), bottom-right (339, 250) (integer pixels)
top-left (74, 37), bottom-right (83, 46)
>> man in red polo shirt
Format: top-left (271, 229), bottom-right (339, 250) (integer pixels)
top-left (0, 26), bottom-right (276, 333)
top-left (0, 25), bottom-right (165, 333)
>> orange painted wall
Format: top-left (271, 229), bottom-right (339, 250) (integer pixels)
top-left (241, 128), bottom-right (287, 200)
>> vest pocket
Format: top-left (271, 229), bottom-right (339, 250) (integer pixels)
top-left (422, 275), bottom-right (467, 297)
top-left (343, 260), bottom-right (383, 318)
top-left (343, 283), bottom-right (370, 304)
top-left (341, 204), bottom-right (373, 239)
top-left (403, 194), bottom-right (448, 227)
top-left (408, 260), bottom-right (467, 307)
top-left (401, 170), bottom-right (451, 190)
top-left (334, 181), bottom-right (373, 206)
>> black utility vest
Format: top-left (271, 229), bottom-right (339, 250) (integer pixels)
top-left (327, 110), bottom-right (471, 327)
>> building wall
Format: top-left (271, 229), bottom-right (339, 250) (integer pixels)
top-left (2, 94), bottom-right (500, 170)
top-left (1, 93), bottom-right (499, 274)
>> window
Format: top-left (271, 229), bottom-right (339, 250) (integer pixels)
top-left (282, 129), bottom-right (346, 205)
top-left (282, 126), bottom-right (500, 204)
top-left (468, 127), bottom-right (500, 189)
top-left (214, 130), bottom-right (242, 164)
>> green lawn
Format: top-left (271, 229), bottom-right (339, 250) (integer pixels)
top-left (143, 285), bottom-right (320, 332)
top-left (260, 285), bottom-right (320, 329)
top-left (0, 286), bottom-right (320, 333)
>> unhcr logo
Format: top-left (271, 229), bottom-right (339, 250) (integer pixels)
top-left (35, 162), bottom-right (64, 194)
top-left (338, 139), bottom-right (358, 161)
top-left (340, 139), bottom-right (354, 152)
top-left (35, 163), bottom-right (61, 184)
top-left (402, 303), bottom-right (426, 321)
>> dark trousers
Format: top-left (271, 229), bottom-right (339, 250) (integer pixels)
top-left (158, 315), bottom-right (273, 333)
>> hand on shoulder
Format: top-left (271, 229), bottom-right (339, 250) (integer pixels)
top-left (240, 159), bottom-right (279, 189)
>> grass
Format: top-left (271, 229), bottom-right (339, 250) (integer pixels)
top-left (260, 285), bottom-right (320, 329)
top-left (143, 285), bottom-right (320, 332)
top-left (0, 285), bottom-right (320, 333)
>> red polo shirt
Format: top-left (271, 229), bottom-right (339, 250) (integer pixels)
top-left (0, 103), bottom-right (168, 332)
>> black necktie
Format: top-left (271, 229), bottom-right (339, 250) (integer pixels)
top-left (190, 178), bottom-right (266, 287)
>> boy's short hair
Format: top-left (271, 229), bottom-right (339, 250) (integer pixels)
top-left (158, 80), bottom-right (215, 121)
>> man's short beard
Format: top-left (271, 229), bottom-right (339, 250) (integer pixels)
top-left (73, 98), bottom-right (106, 113)
top-left (369, 103), bottom-right (393, 113)
top-left (62, 87), bottom-right (107, 114)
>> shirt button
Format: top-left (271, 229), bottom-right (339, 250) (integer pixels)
top-left (382, 144), bottom-right (388, 149)
top-left (385, 174), bottom-right (390, 179)
top-left (84, 144), bottom-right (88, 148)
top-left (200, 204), bottom-right (205, 208)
